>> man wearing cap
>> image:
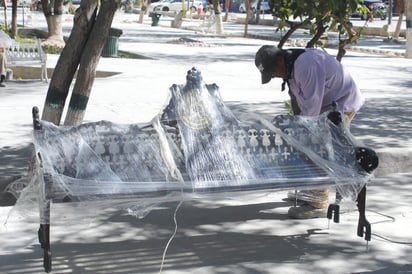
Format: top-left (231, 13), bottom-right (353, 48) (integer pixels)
top-left (255, 45), bottom-right (365, 219)
top-left (0, 30), bottom-right (12, 88)
top-left (0, 48), bottom-right (6, 87)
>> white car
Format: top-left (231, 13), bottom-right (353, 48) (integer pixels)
top-left (239, 0), bottom-right (271, 14)
top-left (149, 0), bottom-right (203, 13)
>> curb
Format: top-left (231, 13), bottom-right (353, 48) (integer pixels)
top-left (241, 32), bottom-right (404, 57)
top-left (346, 45), bottom-right (405, 57)
top-left (374, 149), bottom-right (412, 177)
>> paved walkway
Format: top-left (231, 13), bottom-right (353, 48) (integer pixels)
top-left (0, 11), bottom-right (411, 274)
top-left (1, 10), bottom-right (411, 194)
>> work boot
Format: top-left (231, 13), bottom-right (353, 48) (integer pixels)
top-left (288, 203), bottom-right (328, 219)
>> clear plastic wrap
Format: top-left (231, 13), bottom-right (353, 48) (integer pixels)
top-left (11, 68), bottom-right (375, 224)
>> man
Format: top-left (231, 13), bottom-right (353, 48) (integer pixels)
top-left (255, 45), bottom-right (365, 219)
top-left (0, 47), bottom-right (6, 87)
top-left (0, 30), bottom-right (12, 88)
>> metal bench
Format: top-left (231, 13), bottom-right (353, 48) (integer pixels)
top-left (29, 68), bottom-right (378, 273)
top-left (5, 38), bottom-right (48, 82)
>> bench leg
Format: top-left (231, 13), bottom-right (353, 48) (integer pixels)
top-left (327, 204), bottom-right (340, 223)
top-left (327, 189), bottom-right (342, 223)
top-left (41, 64), bottom-right (48, 83)
top-left (38, 224), bottom-right (51, 273)
top-left (38, 201), bottom-right (52, 273)
top-left (356, 185), bottom-right (371, 242)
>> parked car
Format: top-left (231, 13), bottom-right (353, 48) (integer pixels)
top-left (351, 0), bottom-right (388, 20)
top-left (239, 0), bottom-right (271, 14)
top-left (149, 0), bottom-right (203, 13)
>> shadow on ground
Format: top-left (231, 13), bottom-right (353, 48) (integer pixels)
top-left (351, 97), bottom-right (412, 150)
top-left (0, 144), bottom-right (32, 190)
top-left (1, 198), bottom-right (410, 274)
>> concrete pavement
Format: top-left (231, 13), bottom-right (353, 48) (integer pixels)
top-left (0, 11), bottom-right (411, 274)
top-left (3, 11), bottom-right (410, 178)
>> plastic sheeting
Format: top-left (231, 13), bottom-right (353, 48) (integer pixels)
top-left (0, 30), bottom-right (13, 48)
top-left (12, 68), bottom-right (375, 223)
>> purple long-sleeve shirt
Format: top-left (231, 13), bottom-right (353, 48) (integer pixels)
top-left (288, 48), bottom-right (364, 116)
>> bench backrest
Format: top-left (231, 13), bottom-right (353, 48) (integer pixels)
top-left (31, 68), bottom-right (377, 201)
top-left (5, 39), bottom-right (46, 64)
top-left (33, 113), bottom-right (367, 194)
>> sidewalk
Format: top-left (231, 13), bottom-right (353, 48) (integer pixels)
top-left (1, 11), bottom-right (411, 191)
top-left (114, 13), bottom-right (412, 177)
top-left (0, 12), bottom-right (411, 274)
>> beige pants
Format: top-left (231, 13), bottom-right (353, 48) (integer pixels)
top-left (305, 112), bottom-right (356, 209)
top-left (0, 50), bottom-right (6, 78)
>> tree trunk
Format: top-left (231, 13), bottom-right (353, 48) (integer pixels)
top-left (278, 22), bottom-right (303, 48)
top-left (224, 0), bottom-right (229, 22)
top-left (41, 0), bottom-right (65, 45)
top-left (334, 20), bottom-right (356, 62)
top-left (212, 0), bottom-right (223, 34)
top-left (244, 0), bottom-right (250, 37)
top-left (404, 0), bottom-right (412, 57)
top-left (41, 0), bottom-right (99, 124)
top-left (394, 12), bottom-right (404, 38)
top-left (394, 1), bottom-right (405, 38)
top-left (45, 14), bottom-right (65, 45)
top-left (11, 0), bottom-right (17, 38)
top-left (138, 8), bottom-right (145, 24)
top-left (214, 13), bottom-right (223, 34)
top-left (3, 1), bottom-right (8, 29)
top-left (139, 0), bottom-right (150, 24)
top-left (306, 20), bottom-right (326, 48)
top-left (64, 0), bottom-right (121, 126)
top-left (255, 0), bottom-right (262, 24)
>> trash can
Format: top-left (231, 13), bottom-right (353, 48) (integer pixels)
top-left (102, 28), bottom-right (123, 57)
top-left (150, 12), bottom-right (162, 26)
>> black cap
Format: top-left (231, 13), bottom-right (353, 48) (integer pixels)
top-left (255, 45), bottom-right (283, 84)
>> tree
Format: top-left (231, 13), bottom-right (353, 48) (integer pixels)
top-left (64, 0), bottom-right (122, 125)
top-left (267, 0), bottom-right (361, 61)
top-left (41, 0), bottom-right (122, 126)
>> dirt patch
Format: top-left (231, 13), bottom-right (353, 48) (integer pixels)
top-left (167, 37), bottom-right (219, 47)
top-left (117, 50), bottom-right (154, 59)
top-left (8, 66), bottom-right (121, 80)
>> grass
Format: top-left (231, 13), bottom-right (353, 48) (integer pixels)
top-left (117, 50), bottom-right (153, 59)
